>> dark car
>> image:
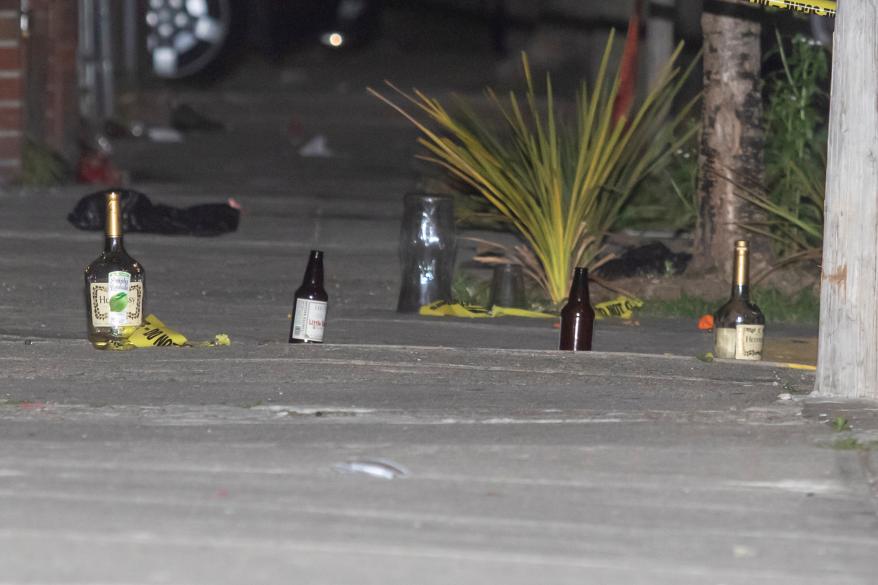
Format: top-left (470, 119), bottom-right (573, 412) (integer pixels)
top-left (144, 0), bottom-right (383, 79)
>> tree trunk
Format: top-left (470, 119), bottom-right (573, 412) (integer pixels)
top-left (815, 0), bottom-right (878, 399)
top-left (693, 3), bottom-right (765, 275)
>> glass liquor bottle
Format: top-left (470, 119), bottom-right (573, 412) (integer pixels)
top-left (289, 250), bottom-right (328, 343)
top-left (560, 267), bottom-right (595, 351)
top-left (84, 192), bottom-right (145, 350)
top-left (714, 240), bottom-right (765, 360)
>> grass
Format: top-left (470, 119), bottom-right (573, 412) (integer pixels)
top-left (638, 293), bottom-right (717, 320)
top-left (21, 138), bottom-right (70, 186)
top-left (831, 437), bottom-right (878, 451)
top-left (638, 288), bottom-right (819, 324)
top-left (833, 416), bottom-right (851, 432)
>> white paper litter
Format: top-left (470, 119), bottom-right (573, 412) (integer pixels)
top-left (299, 134), bottom-right (334, 158)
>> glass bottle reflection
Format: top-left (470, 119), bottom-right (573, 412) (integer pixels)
top-left (397, 193), bottom-right (456, 312)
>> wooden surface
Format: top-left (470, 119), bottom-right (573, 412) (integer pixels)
top-left (816, 0), bottom-right (878, 399)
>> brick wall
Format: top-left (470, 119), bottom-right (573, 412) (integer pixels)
top-left (0, 1), bottom-right (22, 179)
top-left (26, 0), bottom-right (79, 162)
top-left (0, 0), bottom-right (79, 183)
top-left (40, 0), bottom-right (78, 159)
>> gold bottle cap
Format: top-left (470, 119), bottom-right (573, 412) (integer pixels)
top-left (106, 191), bottom-right (122, 238)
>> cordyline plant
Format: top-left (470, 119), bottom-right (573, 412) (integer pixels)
top-left (370, 32), bottom-right (699, 305)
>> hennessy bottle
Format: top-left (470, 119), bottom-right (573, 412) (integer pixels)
top-left (289, 250), bottom-right (328, 343)
top-left (559, 267), bottom-right (595, 351)
top-left (714, 240), bottom-right (765, 360)
top-left (84, 191), bottom-right (145, 350)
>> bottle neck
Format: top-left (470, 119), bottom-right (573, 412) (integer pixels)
top-left (105, 192), bottom-right (123, 252)
top-left (567, 267), bottom-right (590, 303)
top-left (730, 283), bottom-right (750, 301)
top-left (104, 236), bottom-right (125, 254)
top-left (731, 244), bottom-right (750, 300)
top-left (302, 250), bottom-right (324, 287)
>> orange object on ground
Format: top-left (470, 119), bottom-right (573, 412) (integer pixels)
top-left (698, 314), bottom-right (714, 330)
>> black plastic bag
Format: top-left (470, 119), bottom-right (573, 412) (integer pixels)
top-left (596, 242), bottom-right (691, 280)
top-left (67, 189), bottom-right (240, 237)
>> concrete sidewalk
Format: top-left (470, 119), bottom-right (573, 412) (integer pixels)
top-left (0, 340), bottom-right (876, 583)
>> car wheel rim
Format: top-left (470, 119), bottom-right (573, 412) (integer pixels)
top-left (145, 0), bottom-right (231, 79)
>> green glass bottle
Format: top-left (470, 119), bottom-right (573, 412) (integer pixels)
top-left (84, 192), bottom-right (145, 350)
top-left (714, 240), bottom-right (764, 360)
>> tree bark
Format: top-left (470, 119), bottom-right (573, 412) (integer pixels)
top-left (815, 0), bottom-right (878, 399)
top-left (693, 3), bottom-right (765, 274)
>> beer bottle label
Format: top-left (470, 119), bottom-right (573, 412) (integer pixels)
top-left (292, 299), bottom-right (327, 342)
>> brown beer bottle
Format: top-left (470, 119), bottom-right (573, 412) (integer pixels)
top-left (559, 267), bottom-right (595, 351)
top-left (289, 250), bottom-right (328, 344)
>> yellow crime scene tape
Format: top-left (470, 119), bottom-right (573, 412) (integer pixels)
top-left (419, 296), bottom-right (644, 320)
top-left (128, 314), bottom-right (231, 348)
top-left (747, 0), bottom-right (836, 16)
top-left (594, 296), bottom-right (644, 320)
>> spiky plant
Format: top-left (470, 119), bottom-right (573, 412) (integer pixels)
top-left (726, 155), bottom-right (825, 281)
top-left (370, 32), bottom-right (698, 304)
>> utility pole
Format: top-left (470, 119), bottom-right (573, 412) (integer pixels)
top-left (816, 0), bottom-right (878, 399)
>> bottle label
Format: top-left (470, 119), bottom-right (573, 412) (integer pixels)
top-left (715, 325), bottom-right (764, 360)
top-left (291, 299), bottom-right (327, 342)
top-left (735, 324), bottom-right (764, 360)
top-left (714, 327), bottom-right (737, 359)
top-left (90, 272), bottom-right (143, 328)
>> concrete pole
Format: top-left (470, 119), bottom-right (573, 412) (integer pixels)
top-left (646, 0), bottom-right (675, 88)
top-left (815, 0), bottom-right (878, 399)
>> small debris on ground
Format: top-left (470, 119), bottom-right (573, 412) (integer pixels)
top-left (299, 134), bottom-right (334, 158)
top-left (146, 127), bottom-right (184, 143)
top-left (333, 459), bottom-right (408, 480)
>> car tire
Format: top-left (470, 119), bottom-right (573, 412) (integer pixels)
top-left (145, 0), bottom-right (238, 80)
